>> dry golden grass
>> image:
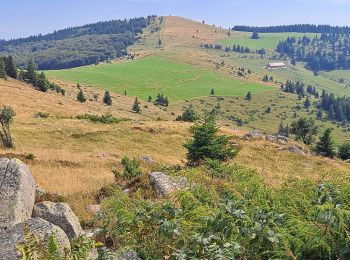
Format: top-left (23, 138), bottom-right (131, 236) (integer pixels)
top-left (2, 17), bottom-right (350, 224)
top-left (1, 78), bottom-right (349, 223)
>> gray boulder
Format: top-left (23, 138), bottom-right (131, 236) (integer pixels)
top-left (149, 172), bottom-right (187, 197)
top-left (277, 135), bottom-right (288, 143)
top-left (0, 218), bottom-right (70, 260)
top-left (243, 129), bottom-right (262, 140)
top-left (286, 146), bottom-right (306, 156)
top-left (265, 135), bottom-right (277, 142)
top-left (0, 158), bottom-right (36, 229)
top-left (32, 201), bottom-right (84, 240)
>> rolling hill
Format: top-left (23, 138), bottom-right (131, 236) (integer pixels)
top-left (0, 16), bottom-right (153, 70)
top-left (2, 14), bottom-right (350, 258)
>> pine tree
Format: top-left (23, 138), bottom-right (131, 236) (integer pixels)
top-left (4, 56), bottom-right (17, 79)
top-left (103, 91), bottom-right (112, 106)
top-left (26, 59), bottom-right (36, 84)
top-left (251, 32), bottom-right (259, 39)
top-left (132, 97), bottom-right (141, 113)
top-left (0, 58), bottom-right (6, 79)
top-left (328, 105), bottom-right (335, 120)
top-left (290, 117), bottom-right (318, 145)
top-left (184, 115), bottom-right (238, 165)
top-left (316, 128), bottom-right (335, 158)
top-left (210, 88), bottom-right (215, 96)
top-left (246, 91), bottom-right (252, 100)
top-left (304, 96), bottom-right (311, 109)
top-left (77, 90), bottom-right (86, 103)
top-left (148, 96), bottom-right (152, 102)
top-left (176, 105), bottom-right (199, 122)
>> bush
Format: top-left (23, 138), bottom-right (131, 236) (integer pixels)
top-left (176, 105), bottom-right (199, 122)
top-left (0, 106), bottom-right (16, 148)
top-left (76, 113), bottom-right (128, 124)
top-left (339, 143), bottom-right (350, 160)
top-left (113, 157), bottom-right (142, 180)
top-left (34, 112), bottom-right (49, 118)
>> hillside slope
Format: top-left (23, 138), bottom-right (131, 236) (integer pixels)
top-left (1, 78), bottom-right (349, 223)
top-left (0, 17), bottom-right (151, 69)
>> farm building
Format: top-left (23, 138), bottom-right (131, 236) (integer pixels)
top-left (266, 62), bottom-right (287, 69)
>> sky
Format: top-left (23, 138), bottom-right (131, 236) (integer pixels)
top-left (1, 0), bottom-right (350, 40)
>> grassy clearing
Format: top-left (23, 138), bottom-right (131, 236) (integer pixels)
top-left (45, 56), bottom-right (273, 102)
top-left (218, 32), bottom-right (319, 50)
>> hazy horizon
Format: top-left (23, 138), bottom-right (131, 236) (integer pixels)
top-left (2, 0), bottom-right (350, 40)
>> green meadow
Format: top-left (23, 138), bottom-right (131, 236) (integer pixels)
top-left (218, 32), bottom-right (319, 50)
top-left (45, 56), bottom-right (273, 101)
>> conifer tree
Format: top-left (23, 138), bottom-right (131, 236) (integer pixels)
top-left (0, 58), bottom-right (6, 79)
top-left (184, 115), bottom-right (237, 165)
top-left (77, 90), bottom-right (86, 103)
top-left (4, 56), bottom-right (17, 79)
top-left (246, 91), bottom-right (252, 100)
top-left (26, 59), bottom-right (36, 84)
top-left (290, 117), bottom-right (318, 145)
top-left (304, 96), bottom-right (311, 109)
top-left (316, 128), bottom-right (335, 158)
top-left (210, 88), bottom-right (215, 96)
top-left (132, 97), bottom-right (141, 113)
top-left (103, 91), bottom-right (112, 106)
top-left (328, 105), bottom-right (335, 120)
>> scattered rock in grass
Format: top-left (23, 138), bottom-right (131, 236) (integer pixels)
top-left (149, 172), bottom-right (188, 197)
top-left (0, 218), bottom-right (70, 259)
top-left (0, 158), bottom-right (36, 229)
top-left (32, 201), bottom-right (84, 240)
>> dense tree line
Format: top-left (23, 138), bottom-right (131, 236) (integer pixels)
top-left (0, 17), bottom-right (154, 70)
top-left (0, 55), bottom-right (65, 94)
top-left (319, 90), bottom-right (350, 122)
top-left (201, 43), bottom-right (265, 55)
top-left (233, 24), bottom-right (350, 34)
top-left (154, 93), bottom-right (169, 106)
top-left (281, 80), bottom-right (319, 98)
top-left (281, 79), bottom-right (350, 123)
top-left (276, 33), bottom-right (350, 71)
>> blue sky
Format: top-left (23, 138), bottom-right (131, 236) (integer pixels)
top-left (1, 0), bottom-right (350, 39)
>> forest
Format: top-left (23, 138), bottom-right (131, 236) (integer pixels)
top-left (233, 24), bottom-right (350, 34)
top-left (0, 16), bottom-right (155, 70)
top-left (276, 33), bottom-right (350, 71)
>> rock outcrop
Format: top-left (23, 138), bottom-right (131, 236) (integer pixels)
top-left (32, 201), bottom-right (84, 240)
top-left (149, 172), bottom-right (187, 197)
top-left (0, 158), bottom-right (36, 229)
top-left (0, 218), bottom-right (70, 260)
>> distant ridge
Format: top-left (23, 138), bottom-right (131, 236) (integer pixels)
top-left (0, 16), bottom-right (156, 70)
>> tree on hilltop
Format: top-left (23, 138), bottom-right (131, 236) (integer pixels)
top-left (0, 106), bottom-right (16, 148)
top-left (251, 31), bottom-right (259, 39)
top-left (26, 59), bottom-right (36, 84)
top-left (0, 58), bottom-right (6, 79)
top-left (4, 56), bottom-right (17, 79)
top-left (210, 88), bottom-right (215, 96)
